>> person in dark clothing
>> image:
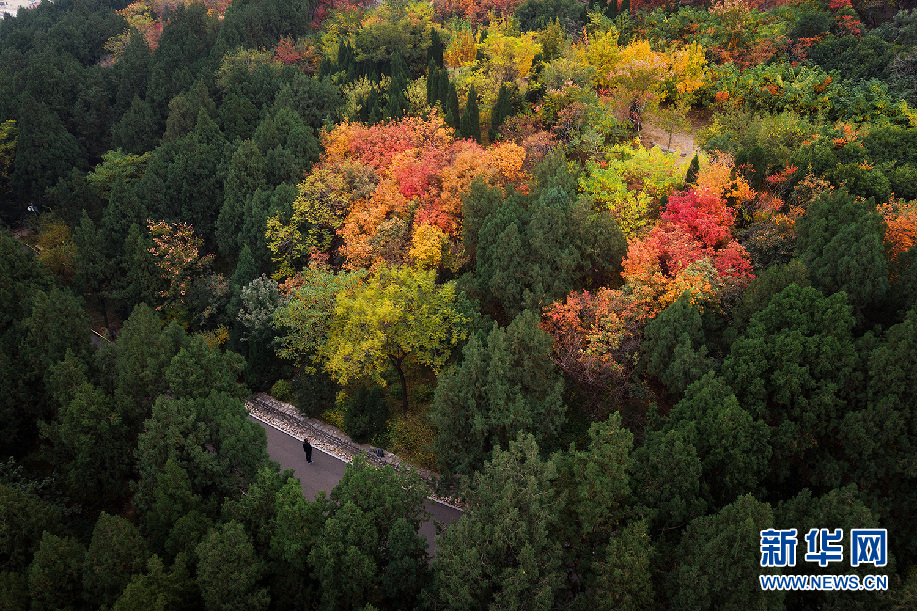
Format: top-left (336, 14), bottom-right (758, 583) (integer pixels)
top-left (303, 438), bottom-right (313, 463)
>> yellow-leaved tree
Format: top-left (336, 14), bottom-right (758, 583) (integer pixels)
top-left (323, 264), bottom-right (468, 413)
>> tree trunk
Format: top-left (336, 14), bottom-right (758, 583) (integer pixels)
top-left (389, 354), bottom-right (409, 414)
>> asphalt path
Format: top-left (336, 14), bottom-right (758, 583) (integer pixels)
top-left (251, 416), bottom-right (463, 554)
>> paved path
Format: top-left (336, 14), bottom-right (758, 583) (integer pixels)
top-left (251, 416), bottom-right (463, 555)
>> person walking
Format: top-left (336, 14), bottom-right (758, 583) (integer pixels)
top-left (303, 437), bottom-right (313, 463)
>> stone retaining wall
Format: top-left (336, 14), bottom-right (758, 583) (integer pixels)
top-left (246, 392), bottom-right (465, 511)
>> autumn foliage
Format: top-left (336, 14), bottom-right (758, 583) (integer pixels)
top-left (544, 181), bottom-right (753, 391)
top-left (272, 115), bottom-right (528, 272)
top-left (147, 220), bottom-right (213, 314)
top-left (879, 198), bottom-right (917, 268)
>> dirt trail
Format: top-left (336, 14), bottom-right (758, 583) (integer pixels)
top-left (640, 122), bottom-right (698, 158)
top-left (638, 110), bottom-right (711, 158)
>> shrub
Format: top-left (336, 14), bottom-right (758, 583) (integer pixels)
top-left (343, 385), bottom-right (389, 444)
top-left (292, 368), bottom-right (339, 418)
top-left (389, 413), bottom-right (438, 470)
top-left (269, 379), bottom-right (292, 402)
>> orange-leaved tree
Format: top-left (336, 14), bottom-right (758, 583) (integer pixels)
top-left (271, 115), bottom-right (527, 273)
top-left (147, 220), bottom-right (213, 319)
top-left (543, 184), bottom-right (753, 398)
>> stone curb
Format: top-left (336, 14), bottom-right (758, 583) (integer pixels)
top-left (246, 393), bottom-right (465, 512)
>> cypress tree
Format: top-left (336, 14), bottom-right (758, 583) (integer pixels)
top-left (445, 81), bottom-right (460, 129)
top-left (460, 85), bottom-right (481, 143)
top-left (361, 89), bottom-right (379, 123)
top-left (369, 99), bottom-right (383, 125)
top-left (620, 0), bottom-right (630, 14)
top-left (389, 48), bottom-right (408, 85)
top-left (384, 89), bottom-right (408, 121)
top-left (384, 49), bottom-right (408, 120)
top-left (336, 40), bottom-right (354, 77)
top-left (685, 153), bottom-right (700, 185)
top-left (427, 59), bottom-right (438, 105)
top-left (429, 28), bottom-right (444, 68)
top-left (438, 69), bottom-right (450, 106)
top-left (606, 0), bottom-right (618, 18)
top-left (489, 83), bottom-right (511, 142)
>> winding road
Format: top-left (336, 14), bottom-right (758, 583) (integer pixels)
top-left (251, 416), bottom-right (464, 554)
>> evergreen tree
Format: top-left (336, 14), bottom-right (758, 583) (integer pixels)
top-left (140, 109), bottom-right (229, 239)
top-left (631, 426), bottom-right (706, 530)
top-left (74, 211), bottom-right (116, 324)
top-left (12, 95), bottom-right (82, 200)
top-left (665, 373), bottom-right (772, 508)
top-left (115, 28), bottom-right (152, 114)
top-left (45, 382), bottom-right (133, 506)
top-left (27, 533), bottom-right (86, 611)
top-left (641, 292), bottom-right (713, 397)
top-left (434, 434), bottom-right (564, 610)
top-left (309, 456), bottom-right (429, 611)
top-left (163, 80), bottom-right (216, 143)
top-left (721, 284), bottom-right (858, 488)
top-left (437, 69), bottom-right (450, 109)
top-left (426, 59), bottom-right (438, 106)
top-left (112, 95), bottom-right (158, 155)
top-left (685, 152), bottom-right (700, 185)
top-left (112, 555), bottom-right (196, 611)
top-left (196, 522), bottom-right (269, 611)
top-left (606, 0), bottom-right (618, 18)
top-left (488, 83), bottom-right (511, 142)
top-left (445, 81), bottom-right (460, 130)
top-left (118, 223), bottom-right (162, 314)
top-left (460, 84), bottom-right (481, 142)
top-left (0, 483), bottom-right (61, 573)
top-left (82, 513), bottom-right (148, 607)
top-left (431, 310), bottom-right (566, 481)
top-left (217, 139), bottom-right (267, 259)
top-left (384, 49), bottom-right (409, 120)
top-left (669, 495), bottom-right (781, 610)
top-left (795, 189), bottom-right (889, 320)
top-left (428, 28), bottom-right (444, 68)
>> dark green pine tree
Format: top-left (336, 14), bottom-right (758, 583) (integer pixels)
top-left (384, 88), bottom-right (409, 121)
top-left (445, 81), bottom-right (461, 130)
top-left (369, 99), bottom-right (383, 124)
top-left (11, 95), bottom-right (81, 200)
top-left (426, 59), bottom-right (438, 106)
top-left (118, 223), bottom-right (162, 312)
top-left (641, 292), bottom-right (713, 397)
top-left (437, 69), bottom-right (450, 107)
top-left (795, 189), bottom-right (889, 321)
top-left (82, 513), bottom-right (148, 607)
top-left (115, 28), bottom-right (152, 114)
top-left (226, 244), bottom-right (259, 321)
top-left (112, 95), bottom-right (158, 155)
top-left (685, 152), bottom-right (700, 185)
top-left (428, 28), bottom-right (444, 68)
top-left (621, 0), bottom-right (630, 13)
top-left (489, 83), bottom-right (511, 142)
top-left (431, 310), bottom-right (565, 481)
top-left (460, 84), bottom-right (481, 142)
top-left (338, 40), bottom-right (356, 82)
top-left (384, 49), bottom-right (409, 120)
top-left (605, 0), bottom-right (618, 18)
